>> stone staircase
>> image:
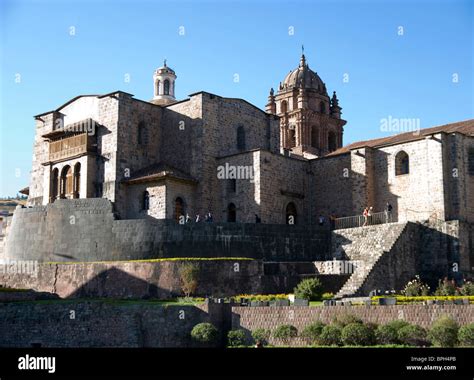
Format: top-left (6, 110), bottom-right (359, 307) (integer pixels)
top-left (333, 222), bottom-right (408, 298)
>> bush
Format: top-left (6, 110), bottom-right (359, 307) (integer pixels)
top-left (333, 313), bottom-right (363, 328)
top-left (458, 323), bottom-right (474, 346)
top-left (398, 324), bottom-right (428, 346)
top-left (273, 324), bottom-right (298, 345)
top-left (376, 320), bottom-right (410, 344)
top-left (179, 262), bottom-right (200, 297)
top-left (341, 323), bottom-right (376, 346)
top-left (401, 275), bottom-right (430, 296)
top-left (434, 278), bottom-right (458, 296)
top-left (252, 328), bottom-right (272, 345)
top-left (301, 321), bottom-right (326, 344)
top-left (322, 292), bottom-right (334, 300)
top-left (227, 329), bottom-right (247, 347)
top-left (319, 325), bottom-right (342, 346)
top-left (190, 323), bottom-right (219, 344)
top-left (428, 316), bottom-right (459, 347)
top-left (293, 278), bottom-right (323, 301)
top-left (459, 281), bottom-right (474, 296)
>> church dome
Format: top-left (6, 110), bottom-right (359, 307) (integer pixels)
top-left (280, 54), bottom-right (327, 95)
top-left (155, 60), bottom-right (175, 75)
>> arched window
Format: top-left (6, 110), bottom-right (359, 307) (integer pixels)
top-left (73, 163), bottom-right (81, 199)
top-left (51, 168), bottom-right (59, 202)
top-left (395, 151), bottom-right (410, 175)
top-left (143, 191), bottom-right (150, 211)
top-left (227, 203), bottom-right (236, 222)
top-left (286, 202), bottom-right (297, 225)
top-left (138, 122), bottom-right (147, 145)
top-left (164, 79), bottom-right (170, 95)
top-left (237, 125), bottom-right (246, 151)
top-left (320, 101), bottom-right (326, 114)
top-left (328, 131), bottom-right (337, 152)
top-left (311, 126), bottom-right (318, 148)
top-left (288, 127), bottom-right (296, 148)
top-left (60, 165), bottom-right (73, 198)
top-left (175, 197), bottom-right (184, 222)
top-left (281, 100), bottom-right (288, 114)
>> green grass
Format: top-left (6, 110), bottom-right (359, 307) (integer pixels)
top-left (45, 257), bottom-right (255, 265)
top-left (309, 301), bottom-right (323, 306)
top-left (1, 297), bottom-right (206, 306)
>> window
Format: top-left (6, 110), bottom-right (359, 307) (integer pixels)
top-left (228, 179), bottom-right (236, 193)
top-left (164, 79), bottom-right (170, 95)
top-left (237, 125), bottom-right (246, 151)
top-left (320, 101), bottom-right (326, 114)
top-left (395, 151), bottom-right (410, 175)
top-left (286, 202), bottom-right (297, 225)
top-left (60, 165), bottom-right (73, 198)
top-left (138, 122), bottom-right (148, 145)
top-left (227, 203), bottom-right (236, 222)
top-left (311, 126), bottom-right (318, 148)
top-left (280, 100), bottom-right (288, 114)
top-left (328, 131), bottom-right (337, 152)
top-left (288, 127), bottom-right (296, 148)
top-left (468, 148), bottom-right (474, 176)
top-left (143, 191), bottom-right (150, 211)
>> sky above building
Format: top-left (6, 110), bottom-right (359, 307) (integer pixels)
top-left (0, 0), bottom-right (473, 196)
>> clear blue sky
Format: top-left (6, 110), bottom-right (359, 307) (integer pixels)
top-left (0, 0), bottom-right (472, 197)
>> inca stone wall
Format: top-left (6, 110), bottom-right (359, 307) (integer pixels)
top-left (4, 199), bottom-right (330, 263)
top-left (232, 304), bottom-right (474, 346)
top-left (0, 300), bottom-right (224, 348)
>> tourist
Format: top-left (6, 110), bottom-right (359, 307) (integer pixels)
top-left (195, 214), bottom-right (201, 223)
top-left (362, 207), bottom-right (369, 226)
top-left (318, 214), bottom-right (325, 226)
top-left (255, 214), bottom-right (261, 223)
top-left (385, 202), bottom-right (393, 223)
top-left (367, 206), bottom-right (373, 225)
top-left (206, 211), bottom-right (213, 223)
top-left (329, 214), bottom-right (336, 230)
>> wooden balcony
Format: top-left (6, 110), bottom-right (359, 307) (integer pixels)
top-left (48, 133), bottom-right (94, 162)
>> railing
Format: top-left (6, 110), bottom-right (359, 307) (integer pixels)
top-left (334, 211), bottom-right (396, 230)
top-left (49, 133), bottom-right (88, 161)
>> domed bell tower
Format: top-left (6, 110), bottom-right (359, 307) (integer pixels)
top-left (151, 60), bottom-right (177, 106)
top-left (267, 52), bottom-right (346, 158)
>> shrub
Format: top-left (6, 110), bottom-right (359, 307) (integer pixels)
top-left (459, 281), bottom-right (474, 296)
top-left (190, 323), bottom-right (219, 344)
top-left (322, 292), bottom-right (334, 300)
top-left (398, 324), bottom-right (428, 346)
top-left (401, 275), bottom-right (430, 296)
top-left (179, 262), bottom-right (200, 297)
top-left (341, 323), bottom-right (376, 346)
top-left (333, 313), bottom-right (363, 328)
top-left (376, 320), bottom-right (410, 344)
top-left (434, 278), bottom-right (458, 296)
top-left (273, 324), bottom-right (298, 345)
top-left (319, 325), bottom-right (342, 346)
top-left (293, 278), bottom-right (323, 301)
top-left (227, 329), bottom-right (247, 347)
top-left (428, 316), bottom-right (459, 347)
top-left (458, 323), bottom-right (474, 346)
top-left (252, 328), bottom-right (272, 345)
top-left (301, 321), bottom-right (326, 344)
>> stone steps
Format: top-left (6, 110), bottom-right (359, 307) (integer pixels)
top-left (333, 222), bottom-right (408, 298)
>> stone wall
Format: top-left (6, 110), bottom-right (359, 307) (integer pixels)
top-left (0, 300), bottom-right (224, 348)
top-left (232, 304), bottom-right (474, 346)
top-left (4, 199), bottom-right (330, 262)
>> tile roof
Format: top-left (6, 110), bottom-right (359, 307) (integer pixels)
top-left (122, 163), bottom-right (197, 184)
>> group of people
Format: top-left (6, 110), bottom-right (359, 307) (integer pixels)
top-left (362, 202), bottom-right (393, 226)
top-left (183, 212), bottom-right (214, 224)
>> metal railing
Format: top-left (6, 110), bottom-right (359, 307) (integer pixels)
top-left (334, 211), bottom-right (395, 230)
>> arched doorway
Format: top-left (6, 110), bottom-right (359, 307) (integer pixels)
top-left (175, 197), bottom-right (184, 222)
top-left (51, 168), bottom-right (59, 202)
top-left (60, 165), bottom-right (73, 199)
top-left (73, 163), bottom-right (81, 199)
top-left (227, 203), bottom-right (236, 222)
top-left (286, 202), bottom-right (297, 225)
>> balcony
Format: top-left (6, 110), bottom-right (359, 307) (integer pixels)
top-left (48, 133), bottom-right (94, 162)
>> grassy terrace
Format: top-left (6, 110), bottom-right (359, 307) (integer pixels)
top-left (45, 257), bottom-right (255, 265)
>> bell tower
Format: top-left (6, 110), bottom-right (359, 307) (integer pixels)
top-left (151, 60), bottom-right (177, 106)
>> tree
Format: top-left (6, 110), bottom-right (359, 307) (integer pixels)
top-left (191, 323), bottom-right (219, 344)
top-left (293, 278), bottom-right (323, 301)
top-left (179, 262), bottom-right (199, 297)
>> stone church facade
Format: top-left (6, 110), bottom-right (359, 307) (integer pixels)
top-left (26, 55), bottom-right (474, 230)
